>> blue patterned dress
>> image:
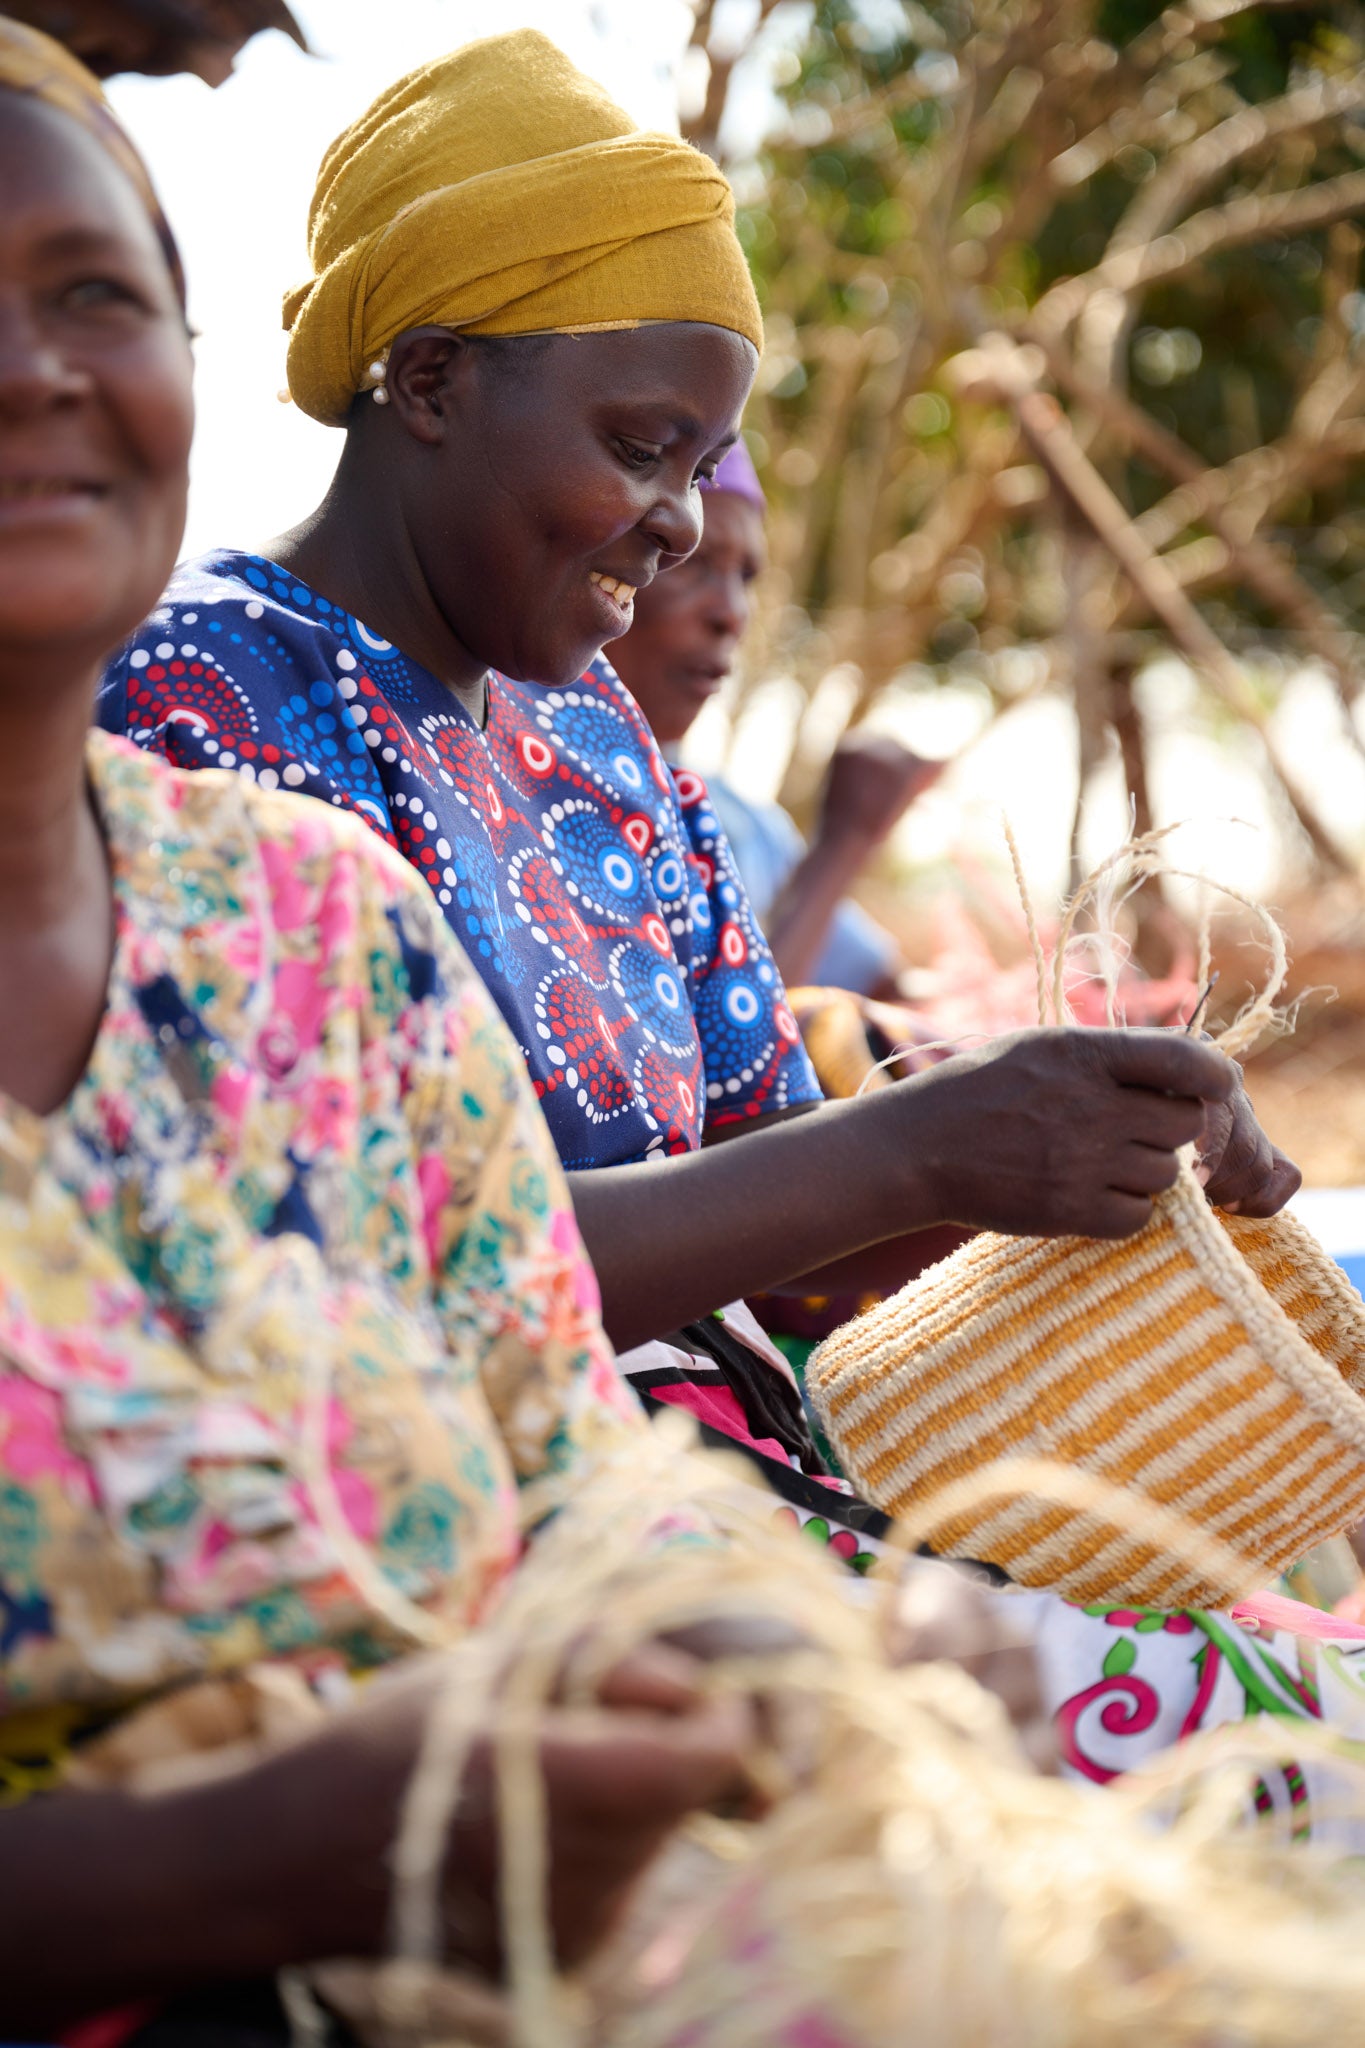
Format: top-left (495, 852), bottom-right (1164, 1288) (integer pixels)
top-left (97, 552), bottom-right (821, 1174)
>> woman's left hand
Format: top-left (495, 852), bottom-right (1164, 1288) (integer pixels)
top-left (1196, 1061), bottom-right (1301, 1215)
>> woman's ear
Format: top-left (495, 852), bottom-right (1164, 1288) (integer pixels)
top-left (384, 328), bottom-right (471, 446)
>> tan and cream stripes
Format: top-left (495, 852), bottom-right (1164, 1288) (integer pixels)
top-left (807, 1165), bottom-right (1365, 1608)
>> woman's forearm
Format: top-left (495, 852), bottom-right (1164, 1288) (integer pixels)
top-left (569, 1026), bottom-right (1271, 1352)
top-left (0, 1718), bottom-right (403, 2032)
top-left (569, 1088), bottom-right (940, 1350)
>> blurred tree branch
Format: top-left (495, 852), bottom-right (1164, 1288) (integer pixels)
top-left (684, 0), bottom-right (790, 157)
top-left (697, 0), bottom-right (1365, 878)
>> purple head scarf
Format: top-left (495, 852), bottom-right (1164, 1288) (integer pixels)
top-left (701, 436), bottom-right (766, 514)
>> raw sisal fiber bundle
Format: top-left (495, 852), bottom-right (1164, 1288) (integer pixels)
top-left (808, 834), bottom-right (1360, 1609)
top-left (325, 1423), bottom-right (1365, 2048)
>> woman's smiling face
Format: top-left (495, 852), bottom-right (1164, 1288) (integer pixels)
top-left (384, 320), bottom-right (758, 691)
top-left (0, 91), bottom-right (193, 674)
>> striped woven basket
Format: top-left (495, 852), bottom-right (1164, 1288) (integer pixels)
top-left (807, 1163), bottom-right (1365, 1607)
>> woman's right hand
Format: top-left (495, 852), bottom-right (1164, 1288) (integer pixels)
top-left (887, 1025), bottom-right (1240, 1239)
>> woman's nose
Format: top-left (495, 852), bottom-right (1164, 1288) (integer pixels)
top-left (0, 300), bottom-right (87, 420)
top-left (644, 481), bottom-right (704, 564)
top-left (707, 570), bottom-right (750, 638)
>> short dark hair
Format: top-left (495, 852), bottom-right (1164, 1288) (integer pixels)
top-left (344, 330), bottom-right (559, 427)
top-left (466, 332), bottom-right (557, 375)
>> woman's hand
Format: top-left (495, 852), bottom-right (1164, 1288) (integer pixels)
top-left (816, 733), bottom-right (943, 852)
top-left (1192, 1058), bottom-right (1301, 1215)
top-left (280, 1638), bottom-right (755, 1979)
top-left (433, 1643), bottom-right (755, 1974)
top-left (896, 1026), bottom-right (1247, 1239)
top-left (0, 1644), bottom-right (752, 2030)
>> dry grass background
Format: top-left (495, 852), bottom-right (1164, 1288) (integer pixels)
top-left (1247, 1015), bottom-right (1365, 1183)
top-left (1237, 890), bottom-right (1365, 1183)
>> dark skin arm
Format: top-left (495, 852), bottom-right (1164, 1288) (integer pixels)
top-left (761, 1222), bottom-right (974, 1299)
top-left (4, 1568), bottom-right (1071, 2031)
top-left (762, 735), bottom-right (942, 990)
top-left (569, 1028), bottom-right (1300, 1350)
top-left (0, 1648), bottom-right (750, 2033)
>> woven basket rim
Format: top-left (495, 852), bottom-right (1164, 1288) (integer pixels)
top-left (1160, 1164), bottom-right (1365, 1450)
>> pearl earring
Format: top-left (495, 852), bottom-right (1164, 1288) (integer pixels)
top-left (367, 357), bottom-right (390, 405)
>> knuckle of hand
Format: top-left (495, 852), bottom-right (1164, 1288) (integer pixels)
top-left (1221, 1121), bottom-right (1262, 1176)
top-left (1211, 1051), bottom-right (1239, 1098)
top-left (1057, 1031), bottom-right (1111, 1094)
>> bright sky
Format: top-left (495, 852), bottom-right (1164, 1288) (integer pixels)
top-left (104, 0), bottom-right (702, 560)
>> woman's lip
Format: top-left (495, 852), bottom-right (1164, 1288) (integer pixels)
top-left (0, 476), bottom-right (107, 496)
top-left (586, 575), bottom-right (635, 636)
top-left (0, 483), bottom-right (107, 528)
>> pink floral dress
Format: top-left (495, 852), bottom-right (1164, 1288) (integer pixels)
top-left (0, 733), bottom-right (639, 1797)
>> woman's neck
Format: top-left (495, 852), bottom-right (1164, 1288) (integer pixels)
top-left (0, 667), bottom-right (101, 927)
top-left (0, 663), bottom-right (115, 1117)
top-left (266, 456), bottom-right (490, 725)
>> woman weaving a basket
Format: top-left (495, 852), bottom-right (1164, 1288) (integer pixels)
top-left (97, 27), bottom-right (1298, 1504)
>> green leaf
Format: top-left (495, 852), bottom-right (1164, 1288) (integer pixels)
top-left (1103, 1636), bottom-right (1138, 1679)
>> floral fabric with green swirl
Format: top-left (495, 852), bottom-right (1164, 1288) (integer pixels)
top-left (0, 732), bottom-right (637, 1796)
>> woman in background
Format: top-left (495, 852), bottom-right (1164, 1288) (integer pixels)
top-left (611, 439), bottom-right (937, 999)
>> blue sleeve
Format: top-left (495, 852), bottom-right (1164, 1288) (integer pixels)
top-left (669, 766), bottom-right (823, 1128)
top-left (812, 901), bottom-right (901, 995)
top-left (96, 591), bottom-right (399, 844)
top-left (695, 778), bottom-right (898, 996)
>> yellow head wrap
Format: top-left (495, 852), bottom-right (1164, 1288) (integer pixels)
top-left (0, 17), bottom-right (185, 303)
top-left (283, 28), bottom-right (763, 428)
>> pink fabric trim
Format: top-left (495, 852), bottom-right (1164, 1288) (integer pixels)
top-left (646, 1379), bottom-right (794, 1469)
top-left (1231, 1589), bottom-right (1365, 1641)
